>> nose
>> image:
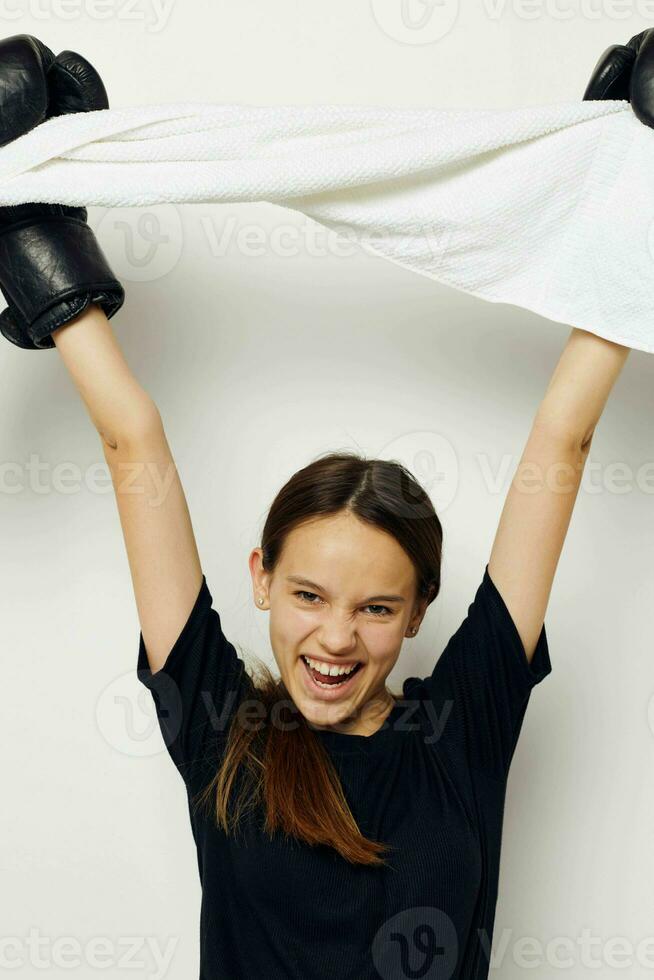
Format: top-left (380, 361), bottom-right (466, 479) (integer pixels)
top-left (317, 615), bottom-right (359, 658)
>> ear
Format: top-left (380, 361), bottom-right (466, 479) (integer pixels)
top-left (408, 583), bottom-right (436, 633)
top-left (249, 547), bottom-right (271, 607)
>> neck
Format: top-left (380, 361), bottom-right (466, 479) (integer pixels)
top-left (319, 690), bottom-right (397, 736)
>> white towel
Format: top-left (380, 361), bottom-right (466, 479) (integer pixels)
top-left (0, 98), bottom-right (652, 353)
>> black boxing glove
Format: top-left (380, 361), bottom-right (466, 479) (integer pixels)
top-left (583, 28), bottom-right (654, 129)
top-left (0, 34), bottom-right (124, 350)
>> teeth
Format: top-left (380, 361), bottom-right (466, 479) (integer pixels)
top-left (304, 655), bottom-right (359, 677)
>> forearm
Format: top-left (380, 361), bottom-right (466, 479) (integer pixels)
top-left (51, 303), bottom-right (159, 448)
top-left (52, 301), bottom-right (203, 666)
top-left (535, 327), bottom-right (631, 447)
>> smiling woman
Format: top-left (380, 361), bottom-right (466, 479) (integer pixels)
top-left (140, 450), bottom-right (446, 868)
top-left (247, 494), bottom-right (438, 740)
top-left (60, 303), bottom-right (626, 979)
top-left (6, 24), bottom-right (638, 980)
top-left (125, 444), bottom-right (552, 980)
top-left (195, 453), bottom-right (443, 825)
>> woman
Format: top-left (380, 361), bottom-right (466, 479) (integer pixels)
top-left (0, 31), bottom-right (644, 980)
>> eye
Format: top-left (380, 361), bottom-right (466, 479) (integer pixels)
top-left (295, 590), bottom-right (322, 605)
top-left (363, 605), bottom-right (392, 617)
top-left (294, 592), bottom-right (392, 617)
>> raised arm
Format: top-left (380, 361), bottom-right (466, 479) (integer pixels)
top-left (487, 327), bottom-right (630, 662)
top-left (52, 304), bottom-right (203, 672)
top-left (487, 31), bottom-right (654, 662)
top-left (0, 37), bottom-right (203, 673)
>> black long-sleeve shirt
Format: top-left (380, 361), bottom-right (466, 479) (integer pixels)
top-left (137, 563), bottom-right (552, 979)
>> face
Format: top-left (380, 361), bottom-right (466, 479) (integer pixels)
top-left (249, 510), bottom-right (428, 736)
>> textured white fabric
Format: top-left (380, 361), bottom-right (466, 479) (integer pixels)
top-left (0, 99), bottom-right (652, 352)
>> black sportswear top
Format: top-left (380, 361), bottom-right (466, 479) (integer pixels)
top-left (137, 563), bottom-right (552, 980)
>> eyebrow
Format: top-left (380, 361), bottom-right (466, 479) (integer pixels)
top-left (286, 575), bottom-right (406, 604)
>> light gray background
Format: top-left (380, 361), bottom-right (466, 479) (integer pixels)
top-left (1, 3), bottom-right (653, 977)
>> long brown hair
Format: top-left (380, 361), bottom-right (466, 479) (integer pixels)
top-left (195, 450), bottom-right (443, 866)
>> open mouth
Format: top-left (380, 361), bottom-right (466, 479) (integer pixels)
top-left (300, 655), bottom-right (363, 690)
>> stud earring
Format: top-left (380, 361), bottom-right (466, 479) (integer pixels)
top-left (258, 597), bottom-right (264, 606)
